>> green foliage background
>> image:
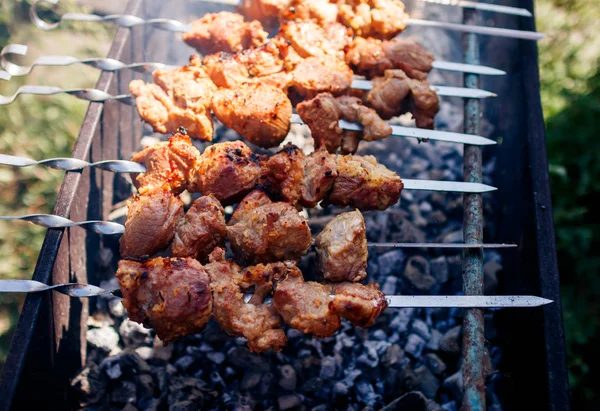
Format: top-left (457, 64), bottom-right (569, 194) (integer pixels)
top-left (0, 0), bottom-right (598, 408)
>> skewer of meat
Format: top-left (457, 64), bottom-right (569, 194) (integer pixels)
top-left (30, 0), bottom-right (544, 41)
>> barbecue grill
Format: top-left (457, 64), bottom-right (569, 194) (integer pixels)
top-left (0, 0), bottom-right (568, 410)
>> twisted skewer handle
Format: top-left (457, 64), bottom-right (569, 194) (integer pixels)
top-left (0, 44), bottom-right (173, 77)
top-left (0, 280), bottom-right (120, 297)
top-left (0, 85), bottom-right (135, 105)
top-left (0, 214), bottom-right (125, 235)
top-left (0, 153), bottom-right (146, 173)
top-left (31, 0), bottom-right (192, 32)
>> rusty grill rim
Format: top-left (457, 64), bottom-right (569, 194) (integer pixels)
top-left (0, 0), bottom-right (569, 410)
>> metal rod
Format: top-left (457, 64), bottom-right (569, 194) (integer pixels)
top-left (30, 0), bottom-right (545, 41)
top-left (419, 0), bottom-right (532, 17)
top-left (461, 7), bottom-right (486, 411)
top-left (0, 280), bottom-right (553, 309)
top-left (1, 44), bottom-right (506, 77)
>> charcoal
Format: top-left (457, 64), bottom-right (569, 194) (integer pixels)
top-left (86, 325), bottom-right (119, 352)
top-left (415, 366), bottom-right (441, 399)
top-left (411, 319), bottom-right (432, 341)
top-left (430, 256), bottom-right (450, 285)
top-left (120, 349), bottom-right (152, 377)
top-left (355, 380), bottom-right (380, 406)
top-left (380, 276), bottom-right (398, 295)
top-left (120, 319), bottom-right (153, 347)
top-left (279, 364), bottom-right (298, 391)
top-left (403, 256), bottom-right (437, 293)
top-left (405, 334), bottom-right (426, 358)
top-left (228, 347), bottom-right (270, 371)
top-left (319, 356), bottom-right (337, 379)
top-left (110, 381), bottom-right (137, 405)
top-left (389, 308), bottom-right (415, 334)
top-left (381, 344), bottom-right (404, 368)
top-left (71, 363), bottom-right (106, 406)
top-left (278, 394), bottom-right (303, 410)
top-left (380, 391), bottom-right (428, 410)
top-left (207, 351), bottom-right (226, 364)
top-left (108, 298), bottom-right (126, 317)
top-left (423, 353), bottom-right (447, 376)
top-left (426, 329), bottom-right (443, 351)
top-left (441, 401), bottom-right (458, 411)
top-left (439, 326), bottom-right (462, 356)
top-left (372, 329), bottom-right (388, 341)
top-left (377, 250), bottom-right (406, 277)
top-left (442, 371), bottom-right (463, 400)
top-left (484, 261), bottom-right (501, 294)
top-left (240, 371), bottom-right (263, 391)
top-left (102, 356), bottom-right (122, 380)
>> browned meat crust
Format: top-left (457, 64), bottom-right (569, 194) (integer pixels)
top-left (326, 154), bottom-right (403, 210)
top-left (130, 132), bottom-right (201, 195)
top-left (211, 83), bottom-right (292, 148)
top-left (290, 56), bottom-right (354, 99)
top-left (190, 141), bottom-right (265, 204)
top-left (315, 210), bottom-right (368, 282)
top-left (300, 147), bottom-right (338, 207)
top-left (120, 189), bottom-right (184, 258)
top-left (346, 37), bottom-right (434, 80)
top-left (238, 0), bottom-right (291, 26)
top-left (205, 248), bottom-right (287, 352)
top-left (116, 257), bottom-right (212, 343)
top-left (297, 93), bottom-right (391, 153)
top-left (281, 0), bottom-right (339, 26)
top-left (337, 0), bottom-right (409, 40)
top-left (296, 93), bottom-right (343, 153)
top-left (171, 195), bottom-right (227, 262)
top-left (273, 266), bottom-right (341, 337)
top-left (227, 190), bottom-right (312, 264)
top-left (366, 69), bottom-right (439, 129)
top-left (129, 60), bottom-right (217, 140)
top-left (329, 282), bottom-right (387, 327)
top-left (259, 143), bottom-right (306, 204)
top-left (278, 20), bottom-right (352, 60)
top-left (183, 12), bottom-right (268, 55)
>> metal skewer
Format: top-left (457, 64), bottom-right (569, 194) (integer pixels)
top-left (419, 0), bottom-right (532, 17)
top-left (0, 215), bottom-right (125, 235)
top-left (0, 44), bottom-right (174, 77)
top-left (0, 77), bottom-right (495, 106)
top-left (1, 43), bottom-right (505, 77)
top-left (30, 0), bottom-right (543, 40)
top-left (0, 154), bottom-right (146, 173)
top-left (0, 279), bottom-right (552, 308)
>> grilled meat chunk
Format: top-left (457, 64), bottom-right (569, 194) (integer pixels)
top-left (296, 92), bottom-right (343, 153)
top-left (300, 147), bottom-right (338, 207)
top-left (273, 267), bottom-right (341, 337)
top-left (211, 83), bottom-right (292, 148)
top-left (227, 190), bottom-right (312, 264)
top-left (298, 93), bottom-right (391, 152)
top-left (203, 37), bottom-right (299, 90)
top-left (130, 60), bottom-right (217, 140)
top-left (346, 37), bottom-right (434, 80)
top-left (116, 257), bottom-right (212, 343)
top-left (337, 0), bottom-right (409, 40)
top-left (130, 132), bottom-right (201, 195)
top-left (281, 0), bottom-right (339, 26)
top-left (205, 248), bottom-right (287, 352)
top-left (315, 210), bottom-right (367, 282)
top-left (171, 195), bottom-right (227, 261)
top-left (191, 141), bottom-right (264, 204)
top-left (336, 95), bottom-right (392, 142)
top-left (366, 69), bottom-right (439, 128)
top-left (327, 154), bottom-right (403, 210)
top-left (120, 189), bottom-right (184, 258)
top-left (366, 69), bottom-right (411, 119)
top-left (278, 20), bottom-right (351, 60)
top-left (238, 0), bottom-right (290, 26)
top-left (260, 144), bottom-right (306, 204)
top-left (329, 282), bottom-right (387, 327)
top-left (183, 12), bottom-right (268, 55)
top-left (290, 56), bottom-right (353, 99)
